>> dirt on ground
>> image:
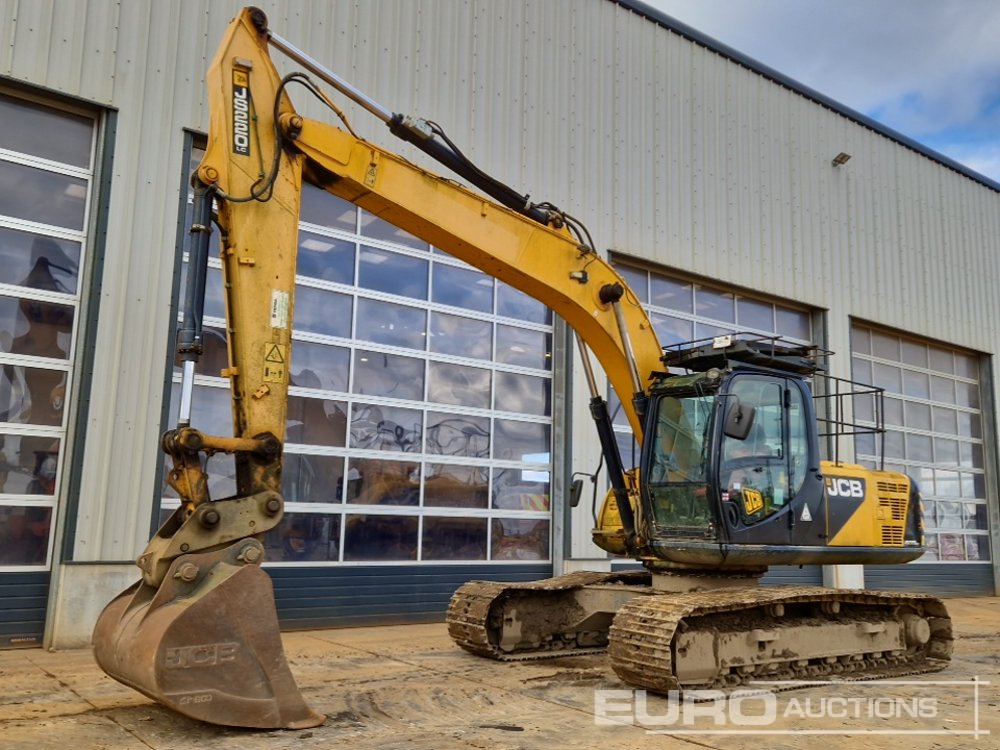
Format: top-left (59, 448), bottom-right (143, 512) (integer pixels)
top-left (0, 597), bottom-right (996, 750)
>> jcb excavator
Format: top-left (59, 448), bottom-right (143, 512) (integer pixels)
top-left (92, 7), bottom-right (952, 730)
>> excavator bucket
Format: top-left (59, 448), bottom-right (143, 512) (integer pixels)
top-left (92, 538), bottom-right (324, 729)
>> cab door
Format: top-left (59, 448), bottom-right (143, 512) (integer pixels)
top-left (720, 372), bottom-right (824, 546)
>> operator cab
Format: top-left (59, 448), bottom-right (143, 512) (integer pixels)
top-left (639, 336), bottom-right (828, 568)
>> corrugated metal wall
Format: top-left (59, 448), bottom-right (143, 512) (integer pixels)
top-left (3, 0), bottom-right (999, 575)
top-left (0, 572), bottom-right (49, 647)
top-left (866, 563), bottom-right (996, 597)
top-left (271, 563), bottom-right (551, 629)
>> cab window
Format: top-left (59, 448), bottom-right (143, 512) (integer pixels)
top-left (721, 374), bottom-right (809, 524)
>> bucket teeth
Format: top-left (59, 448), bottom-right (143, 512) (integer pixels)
top-left (92, 539), bottom-right (324, 729)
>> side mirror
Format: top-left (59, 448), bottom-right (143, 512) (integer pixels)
top-left (569, 478), bottom-right (585, 508)
top-left (723, 401), bottom-right (756, 440)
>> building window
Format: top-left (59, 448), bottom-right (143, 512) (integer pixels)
top-left (851, 324), bottom-right (992, 563)
top-left (0, 92), bottom-right (96, 569)
top-left (609, 259), bottom-right (813, 448)
top-left (615, 262), bottom-right (812, 350)
top-left (162, 145), bottom-right (554, 564)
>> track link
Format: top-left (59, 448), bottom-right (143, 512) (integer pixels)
top-left (447, 570), bottom-right (650, 660)
top-left (609, 586), bottom-right (953, 695)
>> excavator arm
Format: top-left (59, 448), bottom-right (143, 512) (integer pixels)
top-left (93, 6), bottom-right (662, 729)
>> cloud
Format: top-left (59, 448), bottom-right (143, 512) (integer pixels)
top-left (643, 0), bottom-right (1000, 181)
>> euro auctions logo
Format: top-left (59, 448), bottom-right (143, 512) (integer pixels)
top-left (594, 679), bottom-right (990, 737)
top-left (595, 688), bottom-right (781, 729)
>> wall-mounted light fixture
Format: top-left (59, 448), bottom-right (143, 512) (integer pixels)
top-left (832, 152), bottom-right (852, 167)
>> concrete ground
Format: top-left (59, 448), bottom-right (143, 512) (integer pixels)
top-left (0, 598), bottom-right (996, 750)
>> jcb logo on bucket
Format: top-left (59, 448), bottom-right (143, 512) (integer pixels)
top-left (163, 642), bottom-right (239, 669)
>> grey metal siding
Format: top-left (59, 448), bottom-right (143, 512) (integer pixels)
top-left (269, 563), bottom-right (551, 629)
top-left (2, 0), bottom-right (993, 565)
top-left (865, 563), bottom-right (995, 597)
top-left (0, 572), bottom-right (49, 648)
top-left (2, 0), bottom-right (996, 624)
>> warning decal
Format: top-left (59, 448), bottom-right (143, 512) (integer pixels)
top-left (270, 290), bottom-right (290, 329)
top-left (263, 343), bottom-right (287, 383)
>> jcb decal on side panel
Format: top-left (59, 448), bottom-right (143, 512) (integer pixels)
top-left (824, 475), bottom-right (870, 542)
top-left (825, 476), bottom-right (866, 499)
top-left (742, 488), bottom-right (764, 515)
top-left (232, 70), bottom-right (251, 155)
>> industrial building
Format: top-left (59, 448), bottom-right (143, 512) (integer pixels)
top-left (0, 0), bottom-right (996, 649)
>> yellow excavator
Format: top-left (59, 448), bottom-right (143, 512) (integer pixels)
top-left (92, 7), bottom-right (952, 730)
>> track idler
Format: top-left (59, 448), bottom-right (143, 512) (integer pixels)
top-left (92, 538), bottom-right (324, 729)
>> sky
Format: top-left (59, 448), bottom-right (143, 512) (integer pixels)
top-left (641, 0), bottom-right (1000, 184)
